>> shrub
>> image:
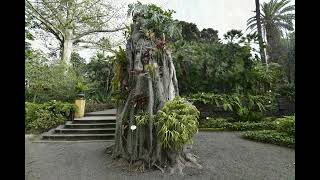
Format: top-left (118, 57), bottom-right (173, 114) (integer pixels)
top-left (85, 102), bottom-right (115, 113)
top-left (201, 118), bottom-right (231, 129)
top-left (236, 110), bottom-right (264, 122)
top-left (25, 101), bottom-right (77, 133)
top-left (25, 102), bottom-right (41, 130)
top-left (242, 130), bottom-right (295, 148)
top-left (229, 121), bottom-right (276, 131)
top-left (156, 97), bottom-right (200, 150)
top-left (276, 116), bottom-right (295, 136)
top-left (29, 109), bottom-right (65, 132)
top-left (42, 100), bottom-right (77, 118)
top-left (25, 59), bottom-right (82, 103)
top-left (275, 83), bottom-right (295, 102)
top-left (201, 117), bottom-right (277, 131)
top-left (187, 92), bottom-right (275, 121)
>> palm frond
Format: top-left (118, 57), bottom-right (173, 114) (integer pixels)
top-left (278, 5), bottom-right (295, 15)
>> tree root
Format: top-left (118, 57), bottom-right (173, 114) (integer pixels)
top-left (105, 144), bottom-right (115, 154)
top-left (167, 151), bottom-right (202, 175)
top-left (107, 144), bottom-right (202, 175)
top-left (153, 163), bottom-right (165, 173)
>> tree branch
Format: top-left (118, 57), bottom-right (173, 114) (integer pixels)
top-left (73, 27), bottom-right (126, 40)
top-left (26, 0), bottom-right (64, 41)
top-left (67, 0), bottom-right (103, 25)
top-left (42, 0), bottom-right (65, 27)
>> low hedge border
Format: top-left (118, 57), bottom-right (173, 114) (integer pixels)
top-left (241, 130), bottom-right (295, 148)
top-left (198, 128), bottom-right (226, 132)
top-left (200, 118), bottom-right (277, 131)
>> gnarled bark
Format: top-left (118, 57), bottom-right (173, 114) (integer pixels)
top-left (111, 13), bottom-right (201, 175)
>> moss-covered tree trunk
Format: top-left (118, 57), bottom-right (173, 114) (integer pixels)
top-left (111, 13), bottom-right (201, 175)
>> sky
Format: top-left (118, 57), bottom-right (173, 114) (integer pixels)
top-left (30, 0), bottom-right (295, 61)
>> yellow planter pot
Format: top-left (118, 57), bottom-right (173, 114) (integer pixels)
top-left (75, 99), bottom-right (86, 118)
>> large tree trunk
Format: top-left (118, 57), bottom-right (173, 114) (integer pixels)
top-left (265, 24), bottom-right (282, 64)
top-left (62, 29), bottom-right (74, 64)
top-left (255, 0), bottom-right (267, 64)
top-left (111, 18), bottom-right (201, 175)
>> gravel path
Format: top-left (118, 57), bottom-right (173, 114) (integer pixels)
top-left (25, 132), bottom-right (295, 180)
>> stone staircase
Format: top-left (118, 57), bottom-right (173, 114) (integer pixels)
top-left (42, 109), bottom-right (117, 141)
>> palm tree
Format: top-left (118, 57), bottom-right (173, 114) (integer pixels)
top-left (247, 0), bottom-right (295, 63)
top-left (254, 0), bottom-right (267, 64)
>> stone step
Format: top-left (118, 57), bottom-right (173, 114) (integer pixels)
top-left (42, 133), bottom-right (115, 141)
top-left (73, 116), bottom-right (116, 124)
top-left (65, 121), bottom-right (116, 129)
top-left (55, 128), bottom-right (115, 134)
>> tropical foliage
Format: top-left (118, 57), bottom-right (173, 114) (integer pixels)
top-left (128, 2), bottom-right (182, 40)
top-left (247, 0), bottom-right (295, 63)
top-left (26, 101), bottom-right (77, 133)
top-left (155, 97), bottom-right (200, 150)
top-left (172, 26), bottom-right (286, 96)
top-left (187, 92), bottom-right (276, 121)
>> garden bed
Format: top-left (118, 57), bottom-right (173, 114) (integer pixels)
top-left (241, 130), bottom-right (295, 148)
top-left (199, 115), bottom-right (295, 148)
top-left (199, 117), bottom-right (277, 131)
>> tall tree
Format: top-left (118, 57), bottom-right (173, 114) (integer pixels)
top-left (25, 0), bottom-right (125, 64)
top-left (200, 28), bottom-right (219, 42)
top-left (254, 0), bottom-right (267, 64)
top-left (179, 21), bottom-right (200, 41)
top-left (248, 0), bottom-right (295, 63)
top-left (111, 3), bottom-right (201, 174)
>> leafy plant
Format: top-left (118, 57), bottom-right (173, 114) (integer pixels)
top-left (75, 82), bottom-right (88, 94)
top-left (25, 101), bottom-right (76, 133)
top-left (135, 112), bottom-right (150, 126)
top-left (42, 100), bottom-right (77, 117)
top-left (85, 52), bottom-right (114, 103)
top-left (155, 97), bottom-right (199, 150)
top-left (25, 56), bottom-right (82, 103)
top-left (276, 115), bottom-right (295, 136)
top-left (275, 83), bottom-right (295, 102)
top-left (111, 47), bottom-right (128, 104)
top-left (187, 92), bottom-right (274, 120)
top-left (85, 101), bottom-right (115, 113)
top-left (25, 102), bottom-right (41, 130)
top-left (236, 110), bottom-right (265, 122)
top-left (128, 2), bottom-right (182, 40)
top-left (29, 109), bottom-right (65, 132)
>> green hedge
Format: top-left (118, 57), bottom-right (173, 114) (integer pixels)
top-left (241, 130), bottom-right (295, 148)
top-left (200, 118), bottom-right (277, 131)
top-left (25, 101), bottom-right (77, 133)
top-left (240, 115), bottom-right (295, 147)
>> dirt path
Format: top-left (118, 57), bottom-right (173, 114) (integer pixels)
top-left (25, 132), bottom-right (295, 180)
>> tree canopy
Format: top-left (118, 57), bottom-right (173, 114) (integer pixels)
top-left (26, 0), bottom-right (126, 63)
